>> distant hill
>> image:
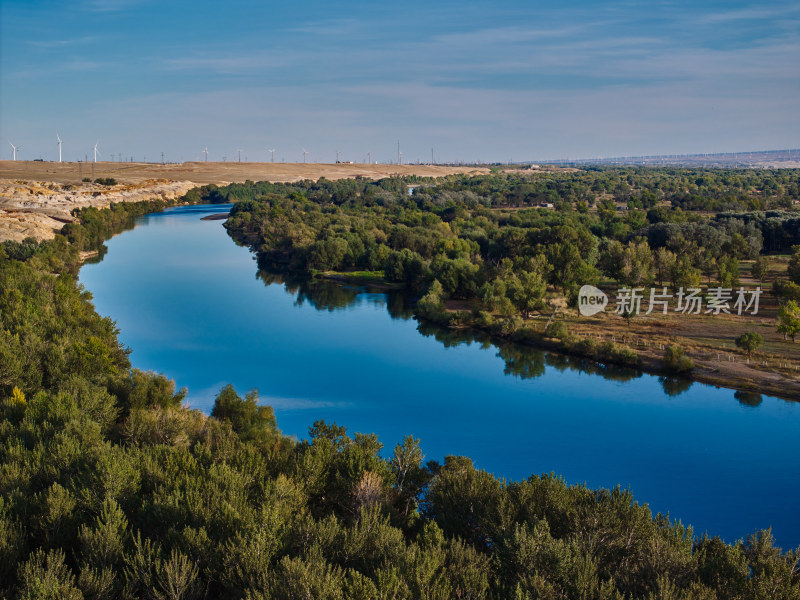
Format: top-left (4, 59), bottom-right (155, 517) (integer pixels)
top-left (542, 149), bottom-right (800, 169)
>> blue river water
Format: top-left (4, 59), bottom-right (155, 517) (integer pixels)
top-left (79, 204), bottom-right (800, 548)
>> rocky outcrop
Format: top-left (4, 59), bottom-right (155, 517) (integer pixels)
top-left (0, 179), bottom-right (196, 242)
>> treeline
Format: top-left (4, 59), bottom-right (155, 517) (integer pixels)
top-left (189, 167), bottom-right (800, 211)
top-left (408, 167), bottom-right (800, 212)
top-left (221, 171), bottom-right (798, 321)
top-left (1, 212), bottom-right (800, 598)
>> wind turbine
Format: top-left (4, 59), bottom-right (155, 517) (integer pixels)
top-left (203, 147), bottom-right (208, 162)
top-left (9, 141), bottom-right (20, 161)
top-left (336, 150), bottom-right (340, 163)
top-left (268, 148), bottom-right (275, 163)
top-left (57, 134), bottom-right (62, 162)
top-left (93, 141), bottom-right (101, 163)
top-left (237, 149), bottom-right (243, 163)
top-left (367, 151), bottom-right (371, 164)
top-left (302, 149), bottom-right (309, 163)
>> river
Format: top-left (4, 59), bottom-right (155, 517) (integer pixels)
top-left (79, 204), bottom-right (800, 548)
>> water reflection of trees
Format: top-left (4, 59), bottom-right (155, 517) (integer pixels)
top-left (255, 272), bottom-right (739, 392)
top-left (544, 353), bottom-right (642, 383)
top-left (497, 343), bottom-right (546, 379)
top-left (416, 320), bottom-right (641, 383)
top-left (659, 376), bottom-right (694, 397)
top-left (416, 320), bottom-right (493, 349)
top-left (734, 390), bottom-right (763, 407)
top-left (257, 269), bottom-right (416, 318)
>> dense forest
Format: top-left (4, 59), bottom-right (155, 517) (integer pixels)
top-left (219, 168), bottom-right (800, 374)
top-left (1, 175), bottom-right (800, 599)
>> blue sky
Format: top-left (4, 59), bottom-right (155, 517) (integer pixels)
top-left (1, 0), bottom-right (798, 163)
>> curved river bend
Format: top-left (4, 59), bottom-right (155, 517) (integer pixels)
top-left (79, 204), bottom-right (800, 548)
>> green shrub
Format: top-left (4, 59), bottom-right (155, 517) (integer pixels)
top-left (544, 320), bottom-right (568, 340)
top-left (774, 280), bottom-right (800, 302)
top-left (574, 338), bottom-right (598, 358)
top-left (211, 384), bottom-right (281, 446)
top-left (735, 332), bottom-right (763, 358)
top-left (663, 345), bottom-right (695, 373)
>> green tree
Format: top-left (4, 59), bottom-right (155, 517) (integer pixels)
top-left (621, 308), bottom-right (635, 328)
top-left (546, 241), bottom-right (584, 291)
top-left (480, 278), bottom-right (516, 317)
top-left (670, 255), bottom-right (701, 290)
top-left (717, 256), bottom-right (740, 287)
top-left (429, 256), bottom-right (481, 297)
top-left (620, 240), bottom-right (655, 287)
top-left (663, 345), bottom-right (694, 373)
top-left (777, 300), bottom-right (800, 342)
top-left (417, 279), bottom-right (446, 320)
top-left (787, 248), bottom-right (800, 285)
top-left (308, 237), bottom-right (349, 271)
top-left (211, 384), bottom-right (280, 445)
top-left (735, 332), bottom-right (763, 358)
top-left (384, 249), bottom-right (425, 286)
top-left (751, 255), bottom-right (769, 283)
top-left (17, 549), bottom-right (83, 600)
top-left (127, 369), bottom-right (186, 411)
top-left (653, 247), bottom-right (677, 287)
top-left (390, 436), bottom-right (431, 524)
top-left (507, 270), bottom-right (547, 318)
top-left (10, 385), bottom-right (26, 407)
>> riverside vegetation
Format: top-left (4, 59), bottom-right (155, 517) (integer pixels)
top-left (220, 168), bottom-right (800, 395)
top-left (1, 173), bottom-right (800, 599)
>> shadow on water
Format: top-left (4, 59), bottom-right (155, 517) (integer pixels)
top-left (258, 267), bottom-right (646, 386)
top-left (257, 269), bottom-right (416, 318)
top-left (735, 390), bottom-right (763, 408)
top-left (659, 376), bottom-right (695, 397)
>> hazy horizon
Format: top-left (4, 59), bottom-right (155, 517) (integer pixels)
top-left (2, 0), bottom-right (799, 164)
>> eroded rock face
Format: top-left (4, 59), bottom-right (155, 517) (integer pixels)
top-left (0, 179), bottom-right (196, 242)
top-left (0, 161), bottom-right (490, 243)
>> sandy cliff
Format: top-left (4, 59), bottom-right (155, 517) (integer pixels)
top-left (0, 161), bottom-right (487, 242)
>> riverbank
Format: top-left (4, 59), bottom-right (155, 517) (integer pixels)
top-left (235, 262), bottom-right (800, 402)
top-left (0, 178), bottom-right (196, 242)
top-left (423, 294), bottom-right (800, 403)
top-left (313, 269), bottom-right (405, 289)
top-left (200, 212), bottom-right (230, 221)
top-left (300, 259), bottom-right (800, 402)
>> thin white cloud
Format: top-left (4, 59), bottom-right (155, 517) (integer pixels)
top-left (431, 24), bottom-right (590, 45)
top-left (288, 18), bottom-right (363, 36)
top-left (62, 59), bottom-right (107, 72)
top-left (182, 382), bottom-right (352, 412)
top-left (696, 5), bottom-right (800, 24)
top-left (84, 0), bottom-right (147, 12)
top-left (28, 35), bottom-right (100, 49)
top-left (164, 53), bottom-right (293, 74)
